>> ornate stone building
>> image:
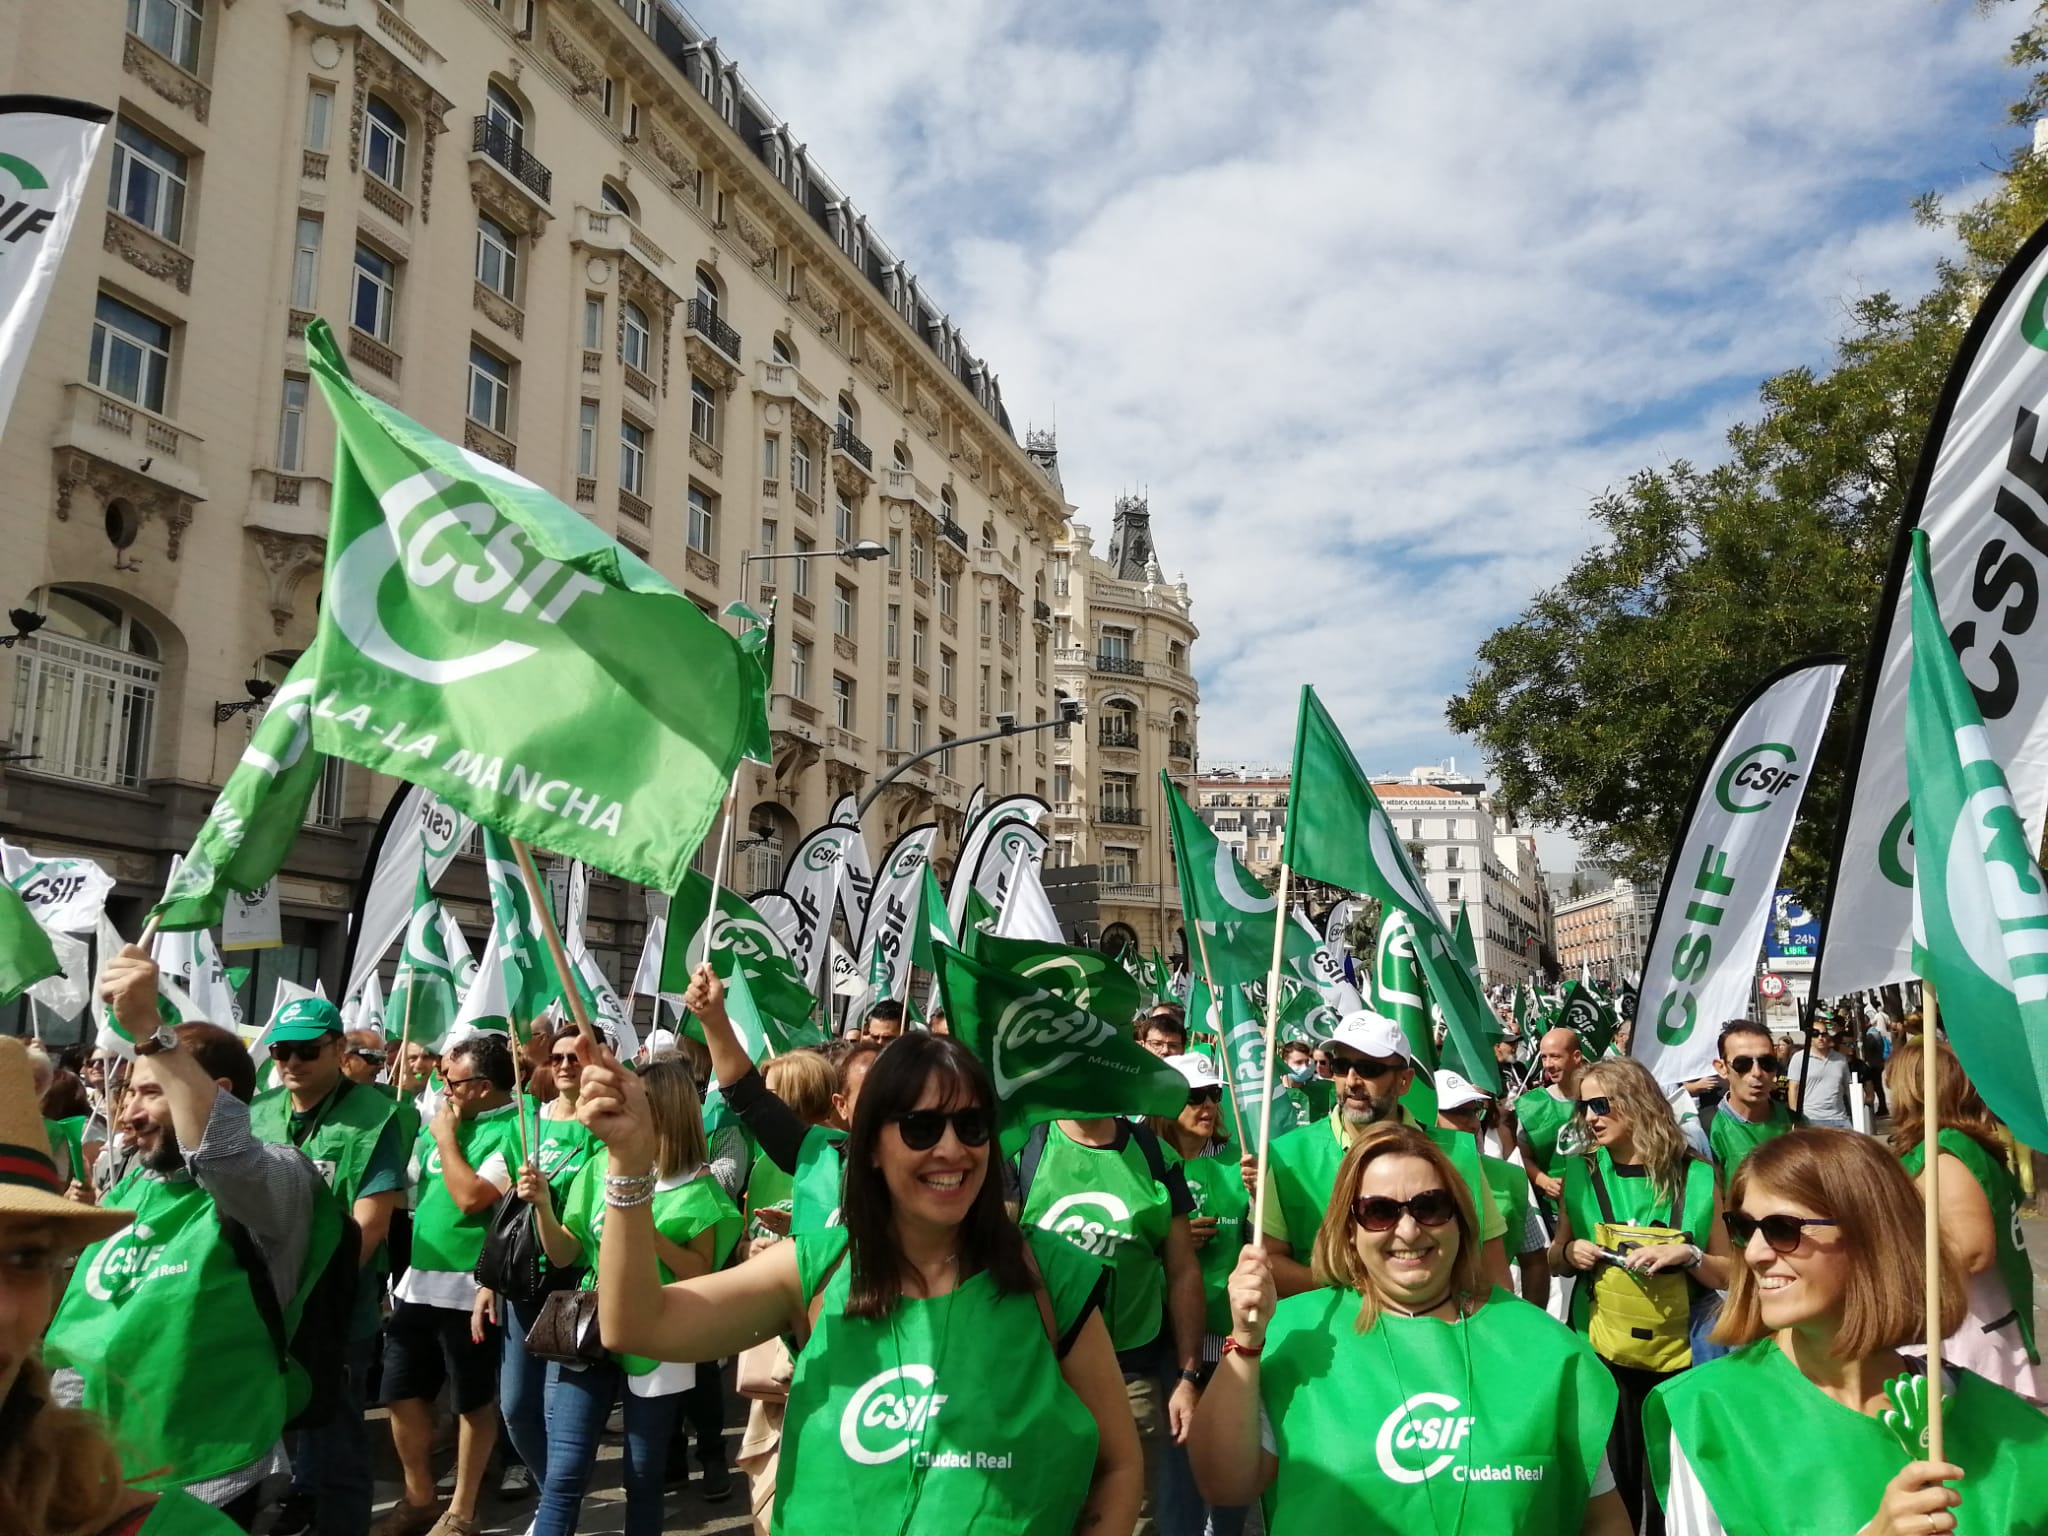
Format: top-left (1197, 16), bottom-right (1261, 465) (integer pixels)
top-left (0, 0), bottom-right (1073, 1026)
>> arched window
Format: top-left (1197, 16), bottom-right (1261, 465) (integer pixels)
top-left (365, 96), bottom-right (408, 189)
top-left (791, 434), bottom-right (813, 496)
top-left (599, 180), bottom-right (634, 218)
top-left (485, 83), bottom-right (526, 149)
top-left (695, 265), bottom-right (721, 320)
top-left (940, 485), bottom-right (957, 520)
top-left (621, 301), bottom-right (650, 373)
top-left (12, 587), bottom-right (161, 787)
top-left (1099, 697), bottom-right (1138, 749)
top-left (772, 332), bottom-right (797, 366)
top-left (980, 520), bottom-right (996, 549)
top-left (836, 392), bottom-right (859, 437)
top-left (893, 440), bottom-right (912, 471)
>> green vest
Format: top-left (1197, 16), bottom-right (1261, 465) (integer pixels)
top-left (1020, 1124), bottom-right (1173, 1351)
top-left (140, 1489), bottom-right (247, 1534)
top-left (1511, 1087), bottom-right (1573, 1176)
top-left (46, 1170), bottom-right (288, 1490)
top-left (747, 1145), bottom-right (796, 1242)
top-left (1561, 1148), bottom-right (1716, 1335)
top-left (372, 1080), bottom-right (422, 1157)
top-left (775, 1226), bottom-right (1103, 1535)
top-left (250, 1078), bottom-right (398, 1209)
top-left (1478, 1152), bottom-right (1532, 1254)
top-left (1646, 1339), bottom-right (2048, 1535)
top-left (44, 1114), bottom-right (86, 1186)
top-left (560, 1162), bottom-right (741, 1375)
top-left (1172, 1145), bottom-right (1251, 1337)
top-left (1265, 1111), bottom-right (1494, 1256)
top-left (1902, 1129), bottom-right (2038, 1362)
top-left (1260, 1287), bottom-right (1616, 1534)
top-left (533, 1108), bottom-right (600, 1199)
top-left (409, 1101), bottom-right (520, 1275)
top-left (791, 1123), bottom-right (847, 1234)
top-left (1707, 1100), bottom-right (1796, 1182)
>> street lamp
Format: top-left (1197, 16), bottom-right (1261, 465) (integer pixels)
top-left (213, 677), bottom-right (277, 725)
top-left (856, 693), bottom-right (1083, 821)
top-left (737, 538), bottom-right (889, 609)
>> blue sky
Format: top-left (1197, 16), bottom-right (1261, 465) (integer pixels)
top-left (700, 0), bottom-right (2025, 858)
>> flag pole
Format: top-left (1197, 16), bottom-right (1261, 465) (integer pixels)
top-left (692, 782), bottom-right (738, 970)
top-left (1188, 918), bottom-right (1249, 1152)
top-left (509, 837), bottom-right (597, 1045)
top-left (1920, 982), bottom-right (1945, 1464)
top-left (1247, 861), bottom-right (1293, 1324)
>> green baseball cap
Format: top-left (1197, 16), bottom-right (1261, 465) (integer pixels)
top-left (269, 996), bottom-right (346, 1043)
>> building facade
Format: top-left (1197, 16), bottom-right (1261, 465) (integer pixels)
top-left (0, 0), bottom-right (1086, 1025)
top-left (1551, 874), bottom-right (1656, 983)
top-left (1045, 494), bottom-right (1198, 958)
top-left (1192, 767), bottom-right (1289, 881)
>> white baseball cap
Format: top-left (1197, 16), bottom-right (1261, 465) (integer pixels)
top-left (1165, 1052), bottom-right (1222, 1091)
top-left (641, 1027), bottom-right (679, 1059)
top-left (1323, 1009), bottom-right (1412, 1065)
top-left (1434, 1069), bottom-right (1490, 1113)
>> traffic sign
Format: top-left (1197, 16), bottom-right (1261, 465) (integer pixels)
top-left (1758, 972), bottom-right (1787, 999)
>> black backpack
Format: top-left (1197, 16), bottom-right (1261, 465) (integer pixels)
top-left (1014, 1119), bottom-right (1174, 1207)
top-left (222, 1186), bottom-right (360, 1432)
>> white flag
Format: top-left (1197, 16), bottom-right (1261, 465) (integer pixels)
top-left (345, 786), bottom-right (473, 1002)
top-left (993, 845), bottom-right (1063, 942)
top-left (631, 914), bottom-right (666, 998)
top-left (0, 100), bottom-right (110, 434)
top-left (0, 841), bottom-right (113, 934)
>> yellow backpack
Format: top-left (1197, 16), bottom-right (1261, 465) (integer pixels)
top-left (1585, 1162), bottom-right (1692, 1373)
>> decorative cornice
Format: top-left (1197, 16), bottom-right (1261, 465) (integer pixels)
top-left (683, 331), bottom-right (739, 395)
top-left (351, 36), bottom-right (453, 222)
top-left (619, 256), bottom-right (677, 396)
top-left (248, 529), bottom-right (327, 636)
top-left (545, 23), bottom-right (605, 95)
top-left (122, 35), bottom-right (210, 122)
top-left (102, 211), bottom-right (193, 294)
top-left (53, 448), bottom-right (194, 560)
top-left (472, 282), bottom-right (525, 338)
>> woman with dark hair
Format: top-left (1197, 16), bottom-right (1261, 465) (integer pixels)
top-left (1884, 1039), bottom-right (2040, 1403)
top-left (577, 1025), bottom-right (1142, 1533)
top-left (1647, 1129), bottom-right (2048, 1534)
top-left (1189, 1122), bottom-right (1629, 1534)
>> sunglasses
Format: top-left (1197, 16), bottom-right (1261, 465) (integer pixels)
top-left (1351, 1189), bottom-right (1459, 1232)
top-left (269, 1040), bottom-right (330, 1063)
top-left (891, 1107), bottom-right (993, 1151)
top-left (1330, 1054), bottom-right (1401, 1081)
top-left (1726, 1054), bottom-right (1782, 1076)
top-left (1723, 1211), bottom-right (1839, 1254)
top-left (442, 1074), bottom-right (486, 1091)
top-left (1185, 1086), bottom-right (1223, 1106)
top-left (1576, 1096), bottom-right (1613, 1117)
top-left (549, 1052), bottom-right (581, 1067)
top-left (349, 1048), bottom-right (387, 1065)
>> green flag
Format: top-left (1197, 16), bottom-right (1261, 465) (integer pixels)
top-left (1560, 979), bottom-right (1619, 1060)
top-left (479, 830), bottom-right (568, 1033)
top-left (1905, 529), bottom-right (2048, 1151)
top-left (1449, 904), bottom-right (1479, 978)
top-left (681, 939), bottom-right (826, 1067)
top-left (728, 600), bottom-right (776, 766)
top-left (300, 320), bottom-right (759, 891)
top-left (961, 928), bottom-right (1144, 1026)
top-left (0, 881), bottom-right (59, 1006)
top-left (935, 942), bottom-right (1185, 1152)
top-left (910, 862), bottom-right (956, 975)
top-left (1163, 772), bottom-right (1279, 976)
top-left (154, 648), bottom-right (326, 930)
top-left (1372, 908), bottom-right (1440, 1124)
top-left (661, 871), bottom-right (815, 1030)
top-left (388, 863), bottom-right (460, 1051)
top-left (1282, 687), bottom-right (1501, 1093)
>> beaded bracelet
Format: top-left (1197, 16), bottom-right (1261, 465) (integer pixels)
top-left (604, 1185), bottom-right (656, 1209)
top-left (603, 1172), bottom-right (656, 1207)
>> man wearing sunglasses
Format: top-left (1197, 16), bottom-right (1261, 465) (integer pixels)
top-left (250, 997), bottom-right (408, 1536)
top-left (1255, 1010), bottom-right (1509, 1302)
top-left (1707, 1023), bottom-right (1800, 1181)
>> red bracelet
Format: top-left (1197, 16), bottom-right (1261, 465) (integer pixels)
top-left (1220, 1334), bottom-right (1263, 1359)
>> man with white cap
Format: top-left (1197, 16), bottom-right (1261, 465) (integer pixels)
top-left (1436, 1067), bottom-right (1550, 1309)
top-left (1253, 1007), bottom-right (1508, 1299)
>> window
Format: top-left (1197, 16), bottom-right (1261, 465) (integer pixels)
top-left (278, 375), bottom-right (308, 470)
top-left (978, 600), bottom-right (991, 638)
top-left (940, 484), bottom-right (958, 524)
top-left (912, 616), bottom-right (928, 669)
top-left (695, 265), bottom-right (720, 318)
top-left (939, 648), bottom-right (955, 699)
top-left (835, 493), bottom-right (856, 546)
top-left (688, 485), bottom-right (715, 553)
top-left (791, 436), bottom-right (813, 495)
top-left (1103, 846), bottom-right (1137, 886)
top-left (108, 119), bottom-right (188, 244)
top-left (1054, 766), bottom-right (1071, 802)
top-left (790, 637), bottom-right (810, 698)
top-left (618, 419), bottom-right (648, 495)
top-left (600, 180), bottom-right (632, 216)
top-left (305, 86), bottom-right (333, 152)
top-left (834, 581), bottom-right (855, 638)
top-left (1099, 626), bottom-right (1132, 663)
top-left (981, 520), bottom-right (997, 550)
top-left (884, 694), bottom-right (899, 750)
top-left (761, 434), bottom-right (780, 480)
top-left (909, 535), bottom-right (926, 580)
top-left (601, 78), bottom-right (616, 120)
top-left (772, 332), bottom-right (796, 365)
top-left (885, 604), bottom-right (900, 660)
top-left (793, 534), bottom-right (813, 596)
top-left (690, 376), bottom-right (717, 444)
top-left (582, 295), bottom-right (604, 349)
top-left (88, 294), bottom-right (171, 412)
top-left (474, 214), bottom-right (519, 301)
top-left (128, 0), bottom-right (202, 73)
top-left (621, 302), bottom-right (650, 373)
top-left (832, 675), bottom-right (855, 730)
top-left (837, 392), bottom-right (859, 437)
top-left (364, 96), bottom-right (408, 189)
top-left (289, 214), bottom-right (321, 309)
top-left (938, 566), bottom-right (955, 617)
top-left (576, 399), bottom-right (598, 476)
top-left (1168, 639), bottom-right (1187, 671)
top-left (485, 83), bottom-right (525, 149)
top-left (1445, 845), bottom-right (1461, 869)
top-left (10, 588), bottom-right (160, 788)
top-left (467, 344), bottom-right (511, 433)
top-left (978, 666), bottom-right (990, 717)
top-left (351, 243), bottom-right (396, 341)
top-left (938, 733), bottom-right (956, 774)
top-left (887, 531), bottom-right (902, 569)
top-left (1102, 774), bottom-right (1136, 814)
top-left (911, 702), bottom-right (927, 753)
top-left (621, 0), bottom-right (651, 26)
top-left (893, 441), bottom-right (912, 471)
top-left (1447, 877), bottom-right (1462, 902)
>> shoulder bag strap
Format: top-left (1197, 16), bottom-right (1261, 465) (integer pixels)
top-left (1586, 1157), bottom-right (1618, 1227)
top-left (219, 1213), bottom-right (290, 1372)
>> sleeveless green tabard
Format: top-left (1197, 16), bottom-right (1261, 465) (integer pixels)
top-left (249, 1079), bottom-right (398, 1208)
top-left (1172, 1145), bottom-right (1251, 1336)
top-left (373, 1080), bottom-right (422, 1158)
top-left (533, 1108), bottom-right (600, 1199)
top-left (1902, 1129), bottom-right (2038, 1362)
top-left (560, 1162), bottom-right (741, 1375)
top-left (747, 1142), bottom-right (796, 1242)
top-left (1512, 1088), bottom-right (1573, 1176)
top-left (1646, 1340), bottom-right (2048, 1535)
top-left (409, 1101), bottom-right (521, 1274)
top-left (1479, 1152), bottom-right (1531, 1251)
top-left (791, 1123), bottom-right (847, 1234)
top-left (45, 1170), bottom-right (288, 1490)
top-left (1260, 1286), bottom-right (1616, 1534)
top-left (1266, 1112), bottom-right (1495, 1256)
top-left (1561, 1149), bottom-right (1716, 1333)
top-left (775, 1227), bottom-right (1104, 1535)
top-left (1020, 1124), bottom-right (1172, 1351)
top-left (1707, 1100), bottom-right (1796, 1182)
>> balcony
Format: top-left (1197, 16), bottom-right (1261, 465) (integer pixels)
top-left (938, 516), bottom-right (969, 551)
top-left (687, 297), bottom-right (741, 364)
top-left (54, 382), bottom-right (208, 503)
top-left (1095, 653), bottom-right (1145, 677)
top-left (881, 467), bottom-right (936, 513)
top-left (1054, 646), bottom-right (1088, 668)
top-left (1168, 738), bottom-right (1194, 761)
top-left (1034, 599), bottom-right (1053, 625)
top-left (832, 421), bottom-right (873, 472)
top-left (1098, 728), bottom-right (1140, 751)
top-left (1102, 883), bottom-right (1163, 905)
top-left (472, 117), bottom-right (551, 202)
top-left (1098, 804), bottom-right (1144, 826)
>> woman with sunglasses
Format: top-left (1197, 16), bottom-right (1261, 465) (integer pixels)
top-left (1884, 1039), bottom-right (2040, 1404)
top-left (1190, 1122), bottom-right (1631, 1534)
top-left (1546, 1055), bottom-right (1732, 1536)
top-left (1646, 1129), bottom-right (2048, 1535)
top-left (578, 1028), bottom-right (1143, 1534)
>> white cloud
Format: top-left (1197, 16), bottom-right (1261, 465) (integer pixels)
top-left (708, 0), bottom-right (2019, 782)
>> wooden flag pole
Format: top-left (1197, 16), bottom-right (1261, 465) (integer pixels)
top-left (510, 837), bottom-right (597, 1047)
top-left (1246, 862), bottom-right (1293, 1325)
top-left (692, 784), bottom-right (739, 971)
top-left (1189, 917), bottom-right (1249, 1153)
top-left (1920, 983), bottom-right (1945, 1465)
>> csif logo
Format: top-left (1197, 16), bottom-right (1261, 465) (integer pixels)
top-left (1036, 1191), bottom-right (1134, 1258)
top-left (1374, 1392), bottom-right (1475, 1484)
top-left (1939, 725), bottom-right (2048, 1005)
top-left (1714, 742), bottom-right (1802, 815)
top-left (989, 989), bottom-right (1115, 1098)
top-left (84, 1221), bottom-right (166, 1302)
top-left (0, 151), bottom-right (57, 251)
top-left (420, 798), bottom-right (462, 857)
top-left (841, 1365), bottom-right (947, 1465)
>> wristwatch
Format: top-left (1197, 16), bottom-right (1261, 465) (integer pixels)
top-left (133, 1024), bottom-right (178, 1056)
top-left (1178, 1367), bottom-right (1205, 1386)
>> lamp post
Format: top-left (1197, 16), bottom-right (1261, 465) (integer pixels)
top-left (855, 696), bottom-right (1083, 823)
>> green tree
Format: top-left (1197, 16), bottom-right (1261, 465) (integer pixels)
top-left (1449, 4), bottom-right (2048, 908)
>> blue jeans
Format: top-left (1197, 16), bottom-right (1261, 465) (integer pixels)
top-left (291, 1333), bottom-right (377, 1536)
top-left (1154, 1358), bottom-right (1248, 1536)
top-left (1688, 1288), bottom-right (1731, 1366)
top-left (535, 1357), bottom-right (683, 1536)
top-left (499, 1293), bottom-right (553, 1474)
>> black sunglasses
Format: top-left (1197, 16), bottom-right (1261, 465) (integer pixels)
top-left (269, 1040), bottom-right (330, 1063)
top-left (1726, 1054), bottom-right (1782, 1076)
top-left (1185, 1086), bottom-right (1223, 1106)
top-left (1351, 1189), bottom-right (1458, 1232)
top-left (1576, 1096), bottom-right (1613, 1117)
top-left (442, 1074), bottom-right (486, 1090)
top-left (891, 1107), bottom-right (993, 1151)
top-left (1723, 1211), bottom-right (1839, 1254)
top-left (1329, 1053), bottom-right (1401, 1081)
top-left (349, 1048), bottom-right (387, 1065)
top-left (549, 1051), bottom-right (581, 1067)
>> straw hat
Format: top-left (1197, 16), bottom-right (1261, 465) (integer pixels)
top-left (0, 1036), bottom-right (134, 1243)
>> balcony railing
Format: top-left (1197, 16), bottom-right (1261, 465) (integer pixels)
top-left (1097, 728), bottom-right (1140, 751)
top-left (687, 296), bottom-right (741, 362)
top-left (1098, 804), bottom-right (1144, 826)
top-left (1168, 738), bottom-right (1194, 761)
top-left (1095, 653), bottom-right (1145, 677)
top-left (472, 117), bottom-right (552, 201)
top-left (832, 421), bottom-right (873, 472)
top-left (1033, 599), bottom-right (1053, 624)
top-left (939, 516), bottom-right (969, 551)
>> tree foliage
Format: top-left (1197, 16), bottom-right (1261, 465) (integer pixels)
top-left (1448, 3), bottom-right (2048, 907)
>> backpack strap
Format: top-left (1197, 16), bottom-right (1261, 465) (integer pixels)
top-left (1014, 1120), bottom-right (1053, 1207)
top-left (219, 1214), bottom-right (291, 1375)
top-left (1128, 1120), bottom-right (1172, 1190)
top-left (1587, 1158), bottom-right (1618, 1228)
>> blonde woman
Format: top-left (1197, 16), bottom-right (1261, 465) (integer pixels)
top-left (1190, 1122), bottom-right (1630, 1534)
top-left (1547, 1055), bottom-right (1732, 1536)
top-left (1884, 1039), bottom-right (2040, 1404)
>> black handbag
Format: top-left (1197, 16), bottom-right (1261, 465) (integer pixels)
top-left (524, 1287), bottom-right (605, 1365)
top-left (474, 1189), bottom-right (546, 1302)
